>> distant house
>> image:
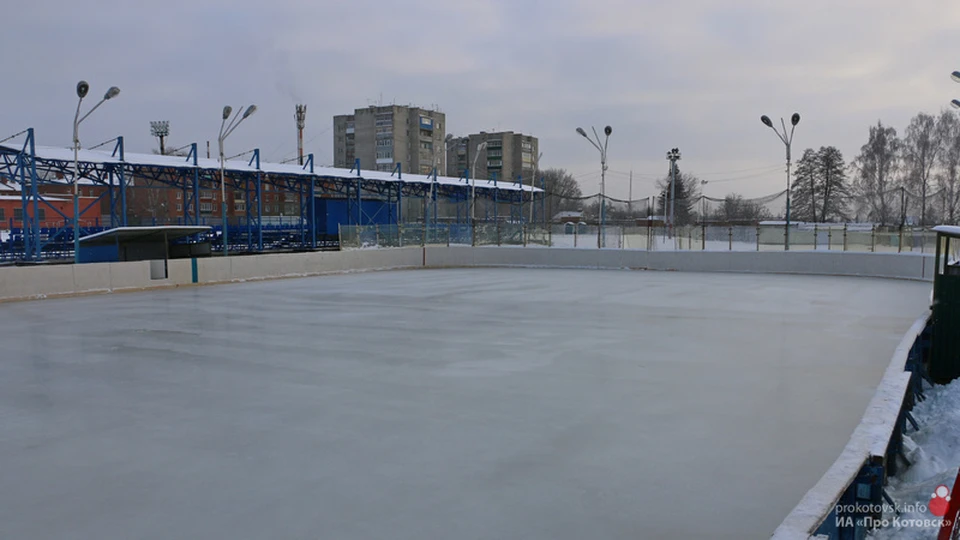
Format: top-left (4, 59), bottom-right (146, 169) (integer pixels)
top-left (552, 210), bottom-right (583, 223)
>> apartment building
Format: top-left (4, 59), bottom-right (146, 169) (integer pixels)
top-left (333, 105), bottom-right (446, 175)
top-left (445, 131), bottom-right (538, 183)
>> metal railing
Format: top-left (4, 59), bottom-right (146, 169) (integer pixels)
top-left (339, 223), bottom-right (940, 254)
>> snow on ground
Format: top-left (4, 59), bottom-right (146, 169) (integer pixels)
top-left (869, 378), bottom-right (960, 539)
top-left (0, 230), bottom-right (8, 242)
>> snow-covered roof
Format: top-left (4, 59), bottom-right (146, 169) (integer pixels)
top-left (933, 225), bottom-right (960, 237)
top-left (0, 144), bottom-right (541, 193)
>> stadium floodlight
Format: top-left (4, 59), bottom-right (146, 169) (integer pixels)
top-left (759, 112), bottom-right (801, 250)
top-left (952, 71), bottom-right (960, 83)
top-left (953, 99), bottom-right (960, 110)
top-left (150, 120), bottom-right (170, 155)
top-left (217, 104), bottom-right (257, 257)
top-left (576, 125), bottom-right (612, 248)
top-left (72, 80), bottom-right (120, 264)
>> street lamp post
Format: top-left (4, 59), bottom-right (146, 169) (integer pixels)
top-left (217, 104), bottom-right (257, 257)
top-left (576, 125), bottom-right (612, 249)
top-left (73, 81), bottom-right (120, 264)
top-left (760, 113), bottom-right (800, 250)
top-left (470, 141), bottom-right (488, 222)
top-left (530, 150), bottom-right (543, 226)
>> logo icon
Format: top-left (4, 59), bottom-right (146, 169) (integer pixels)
top-left (930, 485), bottom-right (951, 517)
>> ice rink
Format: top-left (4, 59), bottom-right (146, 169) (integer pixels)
top-left (0, 268), bottom-right (931, 539)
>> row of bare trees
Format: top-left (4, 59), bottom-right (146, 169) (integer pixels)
top-left (853, 111), bottom-right (960, 226)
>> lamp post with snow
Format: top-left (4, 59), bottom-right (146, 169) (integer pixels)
top-left (73, 81), bottom-right (120, 264)
top-left (760, 112), bottom-right (800, 250)
top-left (217, 104), bottom-right (257, 257)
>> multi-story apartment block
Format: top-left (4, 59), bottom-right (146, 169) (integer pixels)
top-left (445, 131), bottom-right (539, 184)
top-left (333, 105), bottom-right (446, 175)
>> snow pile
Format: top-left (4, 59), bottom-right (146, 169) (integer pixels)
top-left (870, 377), bottom-right (960, 539)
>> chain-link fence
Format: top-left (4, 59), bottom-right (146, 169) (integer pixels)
top-left (340, 222), bottom-right (940, 253)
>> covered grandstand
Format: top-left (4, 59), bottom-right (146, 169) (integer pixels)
top-left (0, 128), bottom-right (544, 261)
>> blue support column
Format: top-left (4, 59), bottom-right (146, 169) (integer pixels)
top-left (432, 168), bottom-right (438, 226)
top-left (116, 137), bottom-right (127, 227)
top-left (248, 149), bottom-right (260, 252)
top-left (493, 172), bottom-right (498, 223)
top-left (17, 152), bottom-right (30, 260)
top-left (308, 154), bottom-right (316, 249)
top-left (28, 129), bottom-right (40, 260)
top-left (355, 158), bottom-right (362, 226)
top-left (256, 172), bottom-right (263, 251)
top-left (190, 143), bottom-right (199, 227)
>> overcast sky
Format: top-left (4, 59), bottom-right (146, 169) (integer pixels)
top-left (2, 0), bottom-right (959, 200)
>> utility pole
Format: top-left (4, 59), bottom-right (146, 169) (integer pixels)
top-left (295, 104), bottom-right (307, 166)
top-left (666, 148), bottom-right (681, 238)
top-left (150, 121), bottom-right (170, 155)
top-left (206, 141), bottom-right (210, 159)
top-left (628, 170), bottom-right (633, 217)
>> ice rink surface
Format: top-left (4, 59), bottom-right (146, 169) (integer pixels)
top-left (0, 268), bottom-right (931, 539)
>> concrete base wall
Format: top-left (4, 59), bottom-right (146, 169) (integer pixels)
top-left (0, 248), bottom-right (935, 302)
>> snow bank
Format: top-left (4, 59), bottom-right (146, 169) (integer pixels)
top-left (869, 378), bottom-right (960, 539)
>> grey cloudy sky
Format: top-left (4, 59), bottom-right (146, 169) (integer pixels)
top-left (2, 0), bottom-right (959, 200)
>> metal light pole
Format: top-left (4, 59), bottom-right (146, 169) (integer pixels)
top-left (150, 120), bottom-right (170, 155)
top-left (218, 104), bottom-right (257, 257)
top-left (470, 141), bottom-right (488, 222)
top-left (530, 150), bottom-right (543, 226)
top-left (700, 179), bottom-right (708, 224)
top-left (760, 113), bottom-right (800, 250)
top-left (576, 125), bottom-right (612, 248)
top-left (666, 148), bottom-right (681, 238)
top-left (73, 81), bottom-right (120, 264)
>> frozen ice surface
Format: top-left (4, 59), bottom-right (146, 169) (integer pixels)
top-left (0, 268), bottom-right (931, 539)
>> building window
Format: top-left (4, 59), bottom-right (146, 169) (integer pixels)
top-left (376, 164), bottom-right (393, 172)
top-left (200, 190), bottom-right (213, 199)
top-left (487, 159), bottom-right (503, 168)
top-left (176, 191), bottom-right (182, 199)
top-left (284, 203), bottom-right (296, 214)
top-left (376, 150), bottom-right (393, 160)
top-left (0, 208), bottom-right (4, 220)
top-left (376, 138), bottom-right (392, 148)
top-left (487, 149), bottom-right (502, 158)
top-left (13, 208), bottom-right (23, 220)
top-left (284, 193), bottom-right (297, 202)
top-left (235, 200), bottom-right (246, 213)
top-left (200, 203), bottom-right (213, 213)
top-left (176, 203), bottom-right (182, 212)
top-left (37, 209), bottom-right (45, 220)
top-left (487, 139), bottom-right (502, 148)
top-left (420, 141), bottom-right (433, 151)
top-left (522, 141), bottom-right (533, 152)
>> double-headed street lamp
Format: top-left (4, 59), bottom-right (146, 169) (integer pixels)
top-left (576, 125), bottom-right (612, 249)
top-left (760, 112), bottom-right (800, 250)
top-left (217, 104), bottom-right (257, 257)
top-left (470, 141), bottom-right (488, 222)
top-left (950, 71), bottom-right (960, 110)
top-left (73, 81), bottom-right (120, 264)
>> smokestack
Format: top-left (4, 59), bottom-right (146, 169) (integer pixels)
top-left (295, 104), bottom-right (307, 165)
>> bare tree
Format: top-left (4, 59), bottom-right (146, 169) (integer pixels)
top-left (540, 168), bottom-right (584, 217)
top-left (852, 121), bottom-right (901, 225)
top-left (902, 112), bottom-right (942, 225)
top-left (937, 110), bottom-right (960, 224)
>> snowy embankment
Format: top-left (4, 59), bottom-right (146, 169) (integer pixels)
top-left (870, 378), bottom-right (960, 539)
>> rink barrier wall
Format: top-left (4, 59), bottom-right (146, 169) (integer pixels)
top-left (770, 312), bottom-right (931, 540)
top-left (0, 247), bottom-right (935, 302)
